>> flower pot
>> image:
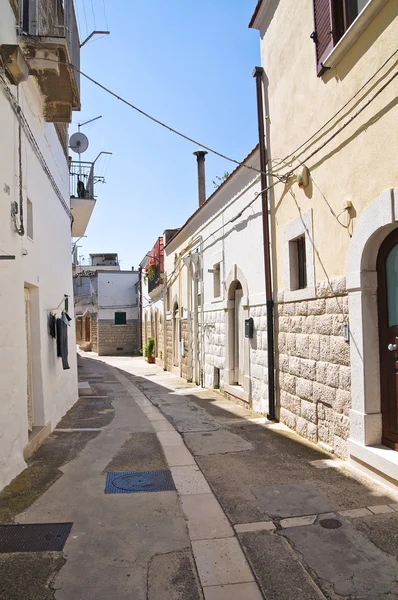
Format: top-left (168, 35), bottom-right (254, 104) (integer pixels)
top-left (147, 356), bottom-right (155, 364)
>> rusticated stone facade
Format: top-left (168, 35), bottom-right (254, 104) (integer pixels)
top-left (97, 322), bottom-right (139, 356)
top-left (91, 313), bottom-right (98, 352)
top-left (204, 310), bottom-right (225, 388)
top-left (277, 277), bottom-right (350, 458)
top-left (249, 304), bottom-right (269, 414)
top-left (165, 319), bottom-right (172, 371)
top-left (181, 319), bottom-right (189, 380)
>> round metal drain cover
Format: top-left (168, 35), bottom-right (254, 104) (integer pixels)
top-left (112, 473), bottom-right (157, 492)
top-left (319, 518), bottom-right (342, 529)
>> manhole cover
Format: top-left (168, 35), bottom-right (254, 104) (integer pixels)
top-left (0, 523), bottom-right (73, 553)
top-left (319, 518), bottom-right (342, 529)
top-left (105, 470), bottom-right (176, 494)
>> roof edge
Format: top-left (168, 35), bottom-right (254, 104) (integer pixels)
top-left (164, 144), bottom-right (259, 251)
top-left (249, 0), bottom-right (264, 28)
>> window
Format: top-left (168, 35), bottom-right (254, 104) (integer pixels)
top-left (293, 236), bottom-right (307, 290)
top-left (312, 0), bottom-right (373, 75)
top-left (114, 312), bottom-right (126, 325)
top-left (283, 210), bottom-right (315, 301)
top-left (27, 198), bottom-right (33, 239)
top-left (213, 263), bottom-right (221, 298)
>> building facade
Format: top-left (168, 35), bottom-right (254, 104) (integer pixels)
top-left (143, 0), bottom-right (398, 488)
top-left (75, 265), bottom-right (140, 356)
top-left (0, 0), bottom-right (82, 490)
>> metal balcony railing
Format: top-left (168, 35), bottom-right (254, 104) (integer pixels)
top-left (70, 161), bottom-right (94, 199)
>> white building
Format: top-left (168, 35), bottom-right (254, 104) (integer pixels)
top-left (74, 267), bottom-right (140, 356)
top-left (0, 0), bottom-right (84, 490)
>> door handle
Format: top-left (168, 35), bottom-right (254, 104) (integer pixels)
top-left (388, 343), bottom-right (397, 351)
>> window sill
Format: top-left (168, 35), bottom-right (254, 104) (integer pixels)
top-left (223, 383), bottom-right (249, 403)
top-left (211, 296), bottom-right (224, 304)
top-left (323, 0), bottom-right (389, 70)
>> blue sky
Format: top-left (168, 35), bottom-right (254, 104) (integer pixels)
top-left (72, 0), bottom-right (260, 269)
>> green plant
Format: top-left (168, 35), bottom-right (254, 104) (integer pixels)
top-left (146, 264), bottom-right (156, 281)
top-left (144, 336), bottom-right (155, 358)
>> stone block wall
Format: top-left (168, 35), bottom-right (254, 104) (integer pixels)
top-left (181, 319), bottom-right (189, 380)
top-left (165, 319), bottom-right (172, 371)
top-left (277, 277), bottom-right (350, 458)
top-left (91, 313), bottom-right (98, 352)
top-left (249, 305), bottom-right (269, 414)
top-left (204, 310), bottom-right (225, 389)
top-left (97, 321), bottom-right (139, 356)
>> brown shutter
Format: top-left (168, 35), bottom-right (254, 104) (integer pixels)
top-left (312, 0), bottom-right (336, 76)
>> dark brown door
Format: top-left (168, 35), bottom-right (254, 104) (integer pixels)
top-left (85, 317), bottom-right (91, 342)
top-left (377, 228), bottom-right (398, 450)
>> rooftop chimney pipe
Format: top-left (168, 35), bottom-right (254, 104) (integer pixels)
top-left (193, 150), bottom-right (208, 207)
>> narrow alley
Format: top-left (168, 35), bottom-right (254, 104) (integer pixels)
top-left (1, 353), bottom-right (398, 600)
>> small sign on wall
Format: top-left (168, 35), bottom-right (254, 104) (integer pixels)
top-left (245, 317), bottom-right (254, 338)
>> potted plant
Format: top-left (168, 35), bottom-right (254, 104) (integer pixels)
top-left (144, 336), bottom-right (155, 363)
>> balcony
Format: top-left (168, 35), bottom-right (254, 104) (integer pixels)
top-left (70, 161), bottom-right (95, 237)
top-left (19, 0), bottom-right (80, 122)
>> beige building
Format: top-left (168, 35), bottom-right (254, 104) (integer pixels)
top-left (250, 0), bottom-right (398, 484)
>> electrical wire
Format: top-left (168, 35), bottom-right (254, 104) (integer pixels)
top-left (90, 0), bottom-right (96, 28)
top-left (102, 0), bottom-right (109, 30)
top-left (272, 47), bottom-right (398, 169)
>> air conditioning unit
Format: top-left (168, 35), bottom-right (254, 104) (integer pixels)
top-left (0, 45), bottom-right (29, 85)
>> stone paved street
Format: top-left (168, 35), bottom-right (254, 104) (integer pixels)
top-left (1, 352), bottom-right (398, 599)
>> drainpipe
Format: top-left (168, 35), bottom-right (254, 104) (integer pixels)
top-left (253, 66), bottom-right (276, 421)
top-left (193, 150), bottom-right (208, 207)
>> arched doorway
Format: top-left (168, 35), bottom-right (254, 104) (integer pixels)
top-left (172, 302), bottom-right (179, 367)
top-left (377, 228), bottom-right (398, 450)
top-left (224, 265), bottom-right (250, 403)
top-left (231, 281), bottom-right (244, 385)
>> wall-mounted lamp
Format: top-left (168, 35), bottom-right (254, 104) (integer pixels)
top-left (297, 166), bottom-right (310, 189)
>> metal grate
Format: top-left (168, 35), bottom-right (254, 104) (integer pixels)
top-left (105, 470), bottom-right (176, 494)
top-left (0, 523), bottom-right (73, 553)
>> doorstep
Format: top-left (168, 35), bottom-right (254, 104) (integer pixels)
top-left (23, 422), bottom-right (51, 460)
top-left (348, 439), bottom-right (398, 491)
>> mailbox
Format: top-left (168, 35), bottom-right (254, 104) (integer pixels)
top-left (245, 317), bottom-right (254, 338)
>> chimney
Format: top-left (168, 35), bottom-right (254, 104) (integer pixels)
top-left (193, 150), bottom-right (208, 207)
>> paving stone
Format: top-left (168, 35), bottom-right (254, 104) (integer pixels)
top-left (183, 430), bottom-right (253, 456)
top-left (368, 505), bottom-right (396, 515)
top-left (171, 466), bottom-right (212, 495)
top-left (339, 508), bottom-right (373, 518)
top-left (252, 484), bottom-right (333, 518)
top-left (203, 582), bottom-right (263, 600)
top-left (239, 531), bottom-right (324, 599)
top-left (181, 494), bottom-right (234, 540)
top-left (234, 521), bottom-right (275, 533)
top-left (163, 445), bottom-right (196, 467)
top-left (157, 431), bottom-right (184, 446)
top-left (192, 538), bottom-right (254, 586)
top-left (281, 515), bottom-right (398, 597)
top-left (390, 504), bottom-right (398, 512)
top-left (280, 515), bottom-right (317, 528)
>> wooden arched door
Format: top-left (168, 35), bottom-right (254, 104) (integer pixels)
top-left (377, 228), bottom-right (398, 450)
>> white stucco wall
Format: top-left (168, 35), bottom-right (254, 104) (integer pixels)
top-left (0, 0), bottom-right (78, 490)
top-left (164, 149), bottom-right (271, 410)
top-left (97, 271), bottom-right (139, 322)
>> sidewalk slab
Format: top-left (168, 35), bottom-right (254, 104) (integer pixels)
top-left (181, 494), bottom-right (234, 540)
top-left (192, 537), bottom-right (254, 587)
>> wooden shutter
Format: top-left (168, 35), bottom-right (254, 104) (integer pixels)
top-left (312, 0), bottom-right (336, 76)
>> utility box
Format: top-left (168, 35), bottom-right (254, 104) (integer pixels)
top-left (245, 317), bottom-right (254, 338)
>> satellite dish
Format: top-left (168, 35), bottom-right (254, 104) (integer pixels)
top-left (69, 132), bottom-right (89, 154)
